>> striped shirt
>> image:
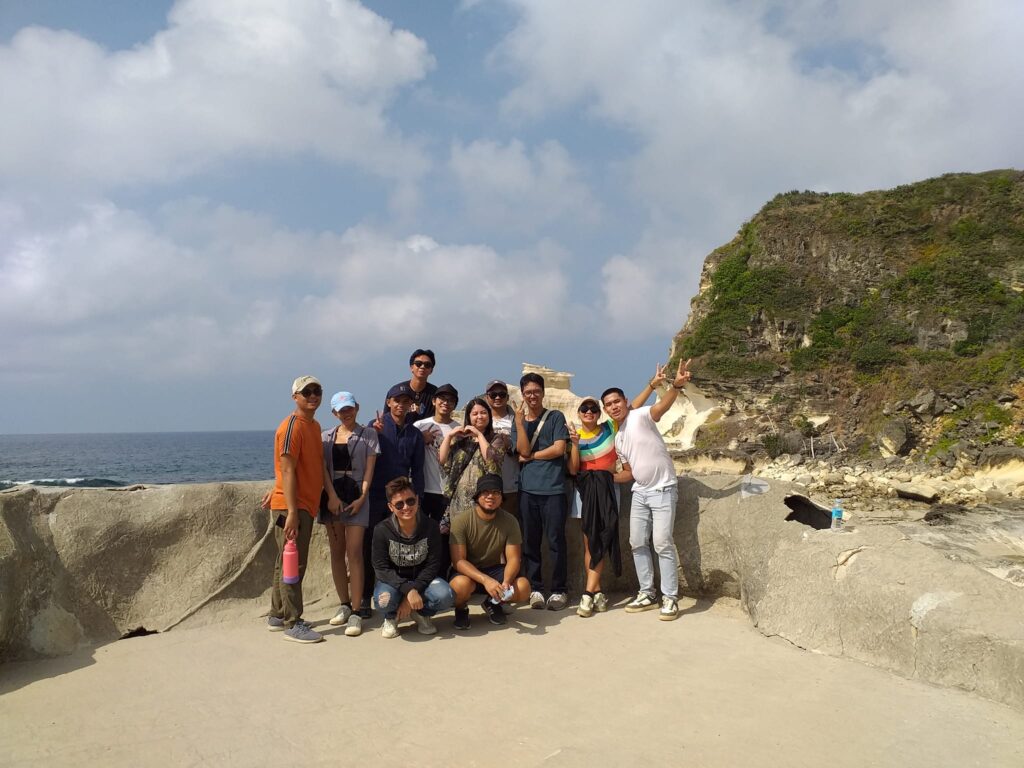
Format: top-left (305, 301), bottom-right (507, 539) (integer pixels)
top-left (578, 420), bottom-right (617, 472)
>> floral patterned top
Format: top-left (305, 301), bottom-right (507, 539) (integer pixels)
top-left (441, 432), bottom-right (511, 528)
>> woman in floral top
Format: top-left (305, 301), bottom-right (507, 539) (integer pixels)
top-left (439, 397), bottom-right (511, 531)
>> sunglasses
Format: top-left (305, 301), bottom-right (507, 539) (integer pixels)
top-left (486, 391), bottom-right (508, 399)
top-left (392, 497), bottom-right (418, 510)
top-left (299, 386), bottom-right (323, 397)
top-left (578, 403), bottom-right (600, 414)
top-left (412, 361), bottom-right (434, 369)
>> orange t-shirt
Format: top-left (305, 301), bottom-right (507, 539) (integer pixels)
top-left (270, 412), bottom-right (324, 518)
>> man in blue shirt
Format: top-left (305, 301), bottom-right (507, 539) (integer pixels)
top-left (361, 381), bottom-right (426, 616)
top-left (510, 372), bottom-right (570, 610)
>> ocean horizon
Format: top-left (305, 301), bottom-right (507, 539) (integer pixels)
top-left (0, 431), bottom-right (276, 489)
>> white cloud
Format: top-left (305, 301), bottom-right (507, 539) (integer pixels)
top-left (0, 198), bottom-right (579, 382)
top-left (0, 0), bottom-right (433, 189)
top-left (449, 138), bottom-right (600, 232)
top-left (491, 0), bottom-right (1024, 336)
top-left (601, 233), bottom-right (702, 339)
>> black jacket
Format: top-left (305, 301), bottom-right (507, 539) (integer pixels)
top-left (371, 513), bottom-right (443, 595)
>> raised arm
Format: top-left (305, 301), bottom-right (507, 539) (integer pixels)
top-left (568, 423), bottom-right (580, 475)
top-left (631, 363), bottom-right (666, 409)
top-left (650, 358), bottom-right (691, 423)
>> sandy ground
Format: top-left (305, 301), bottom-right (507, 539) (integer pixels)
top-left (1, 597), bottom-right (1022, 768)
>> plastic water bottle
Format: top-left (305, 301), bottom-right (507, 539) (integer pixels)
top-left (283, 538), bottom-right (300, 584)
top-left (831, 499), bottom-right (844, 531)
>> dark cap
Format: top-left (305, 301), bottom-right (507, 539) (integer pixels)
top-left (485, 379), bottom-right (508, 394)
top-left (386, 382), bottom-right (416, 400)
top-left (473, 473), bottom-right (504, 500)
top-left (434, 383), bottom-right (459, 402)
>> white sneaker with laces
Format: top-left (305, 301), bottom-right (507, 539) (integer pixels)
top-left (529, 591), bottom-right (546, 609)
top-left (381, 617), bottom-right (400, 638)
top-left (547, 592), bottom-right (569, 611)
top-left (577, 594), bottom-right (594, 618)
top-left (624, 592), bottom-right (658, 613)
top-left (593, 592), bottom-right (609, 613)
top-left (659, 596), bottom-right (679, 621)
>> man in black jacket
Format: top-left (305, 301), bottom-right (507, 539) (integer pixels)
top-left (371, 476), bottom-right (454, 638)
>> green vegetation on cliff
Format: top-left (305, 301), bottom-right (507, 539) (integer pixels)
top-left (675, 170), bottom-right (1024, 389)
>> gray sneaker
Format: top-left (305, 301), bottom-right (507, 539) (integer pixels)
top-left (329, 605), bottom-right (352, 626)
top-left (624, 592), bottom-right (658, 613)
top-left (593, 592), bottom-right (609, 613)
top-left (529, 591), bottom-right (546, 609)
top-left (267, 615), bottom-right (286, 632)
top-left (412, 611), bottom-right (437, 635)
top-left (547, 592), bottom-right (569, 611)
top-left (344, 614), bottom-right (363, 637)
top-left (283, 620), bottom-right (323, 643)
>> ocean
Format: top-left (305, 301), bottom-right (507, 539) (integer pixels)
top-left (0, 431), bottom-right (275, 489)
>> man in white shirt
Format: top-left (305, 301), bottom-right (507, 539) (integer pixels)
top-left (602, 359), bottom-right (691, 621)
top-left (413, 383), bottom-right (459, 530)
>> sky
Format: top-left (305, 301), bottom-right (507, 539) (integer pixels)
top-left (1, 0), bottom-right (1022, 434)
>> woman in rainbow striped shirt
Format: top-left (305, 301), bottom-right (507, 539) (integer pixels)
top-left (568, 396), bottom-right (622, 617)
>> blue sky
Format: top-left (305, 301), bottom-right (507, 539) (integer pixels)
top-left (2, 0), bottom-right (1022, 433)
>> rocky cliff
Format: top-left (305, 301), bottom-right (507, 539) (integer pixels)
top-left (670, 170), bottom-right (1024, 471)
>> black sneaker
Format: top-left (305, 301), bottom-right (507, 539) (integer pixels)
top-left (454, 607), bottom-right (471, 630)
top-left (482, 597), bottom-right (507, 626)
top-left (358, 599), bottom-right (372, 620)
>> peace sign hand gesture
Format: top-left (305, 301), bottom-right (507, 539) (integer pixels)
top-left (673, 358), bottom-right (692, 389)
top-left (649, 363), bottom-right (668, 389)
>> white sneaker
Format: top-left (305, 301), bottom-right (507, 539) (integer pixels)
top-left (381, 617), bottom-right (400, 638)
top-left (547, 592), bottom-right (569, 611)
top-left (344, 614), bottom-right (363, 637)
top-left (593, 592), bottom-right (609, 613)
top-left (577, 594), bottom-right (594, 618)
top-left (411, 611), bottom-right (437, 635)
top-left (529, 591), bottom-right (546, 609)
top-left (659, 596), bottom-right (679, 621)
top-left (624, 592), bottom-right (658, 613)
top-left (329, 604), bottom-right (352, 626)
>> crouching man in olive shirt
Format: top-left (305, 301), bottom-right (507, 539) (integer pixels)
top-left (448, 474), bottom-right (531, 630)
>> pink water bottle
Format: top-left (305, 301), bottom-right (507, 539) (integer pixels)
top-left (282, 538), bottom-right (299, 584)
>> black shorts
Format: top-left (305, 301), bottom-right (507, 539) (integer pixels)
top-left (449, 563), bottom-right (506, 592)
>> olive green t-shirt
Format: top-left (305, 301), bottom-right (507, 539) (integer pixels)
top-left (449, 508), bottom-right (522, 569)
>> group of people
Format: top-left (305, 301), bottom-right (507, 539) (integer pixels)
top-left (263, 348), bottom-right (692, 644)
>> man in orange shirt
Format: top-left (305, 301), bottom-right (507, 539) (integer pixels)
top-left (266, 375), bottom-right (340, 643)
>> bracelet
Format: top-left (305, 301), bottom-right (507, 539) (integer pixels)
top-left (673, 384), bottom-right (686, 391)
top-left (649, 380), bottom-right (658, 388)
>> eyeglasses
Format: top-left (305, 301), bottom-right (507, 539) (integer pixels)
top-left (522, 389), bottom-right (543, 397)
top-left (486, 391), bottom-right (507, 399)
top-left (412, 360), bottom-right (434, 369)
top-left (578, 404), bottom-right (600, 414)
top-left (299, 386), bottom-right (322, 397)
top-left (391, 497), bottom-right (418, 510)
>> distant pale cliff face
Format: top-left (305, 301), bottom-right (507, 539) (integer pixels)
top-left (669, 170), bottom-right (1024, 462)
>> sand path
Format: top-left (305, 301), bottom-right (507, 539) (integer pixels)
top-left (1, 598), bottom-right (1022, 767)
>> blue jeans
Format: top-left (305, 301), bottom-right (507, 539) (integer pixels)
top-left (629, 485), bottom-right (679, 599)
top-left (373, 577), bottom-right (454, 619)
top-left (520, 491), bottom-right (569, 593)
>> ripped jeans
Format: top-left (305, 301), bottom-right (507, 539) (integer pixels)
top-left (373, 577), bottom-right (455, 619)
